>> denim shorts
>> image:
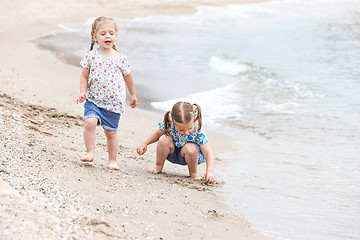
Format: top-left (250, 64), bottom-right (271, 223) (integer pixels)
top-left (167, 146), bottom-right (205, 166)
top-left (83, 100), bottom-right (120, 131)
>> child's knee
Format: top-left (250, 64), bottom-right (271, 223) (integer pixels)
top-left (84, 118), bottom-right (98, 129)
top-left (104, 129), bottom-right (117, 139)
top-left (157, 135), bottom-right (175, 152)
top-left (182, 143), bottom-right (198, 157)
top-left (158, 135), bottom-right (173, 146)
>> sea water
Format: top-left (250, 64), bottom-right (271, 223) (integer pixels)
top-left (31, 0), bottom-right (360, 239)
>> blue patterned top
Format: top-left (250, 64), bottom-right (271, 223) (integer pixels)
top-left (158, 121), bottom-right (208, 164)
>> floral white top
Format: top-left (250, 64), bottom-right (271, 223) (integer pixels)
top-left (80, 49), bottom-right (131, 114)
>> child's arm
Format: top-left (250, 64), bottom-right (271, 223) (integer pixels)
top-left (123, 73), bottom-right (137, 109)
top-left (200, 143), bottom-right (214, 183)
top-left (137, 129), bottom-right (164, 155)
top-left (76, 68), bottom-right (90, 104)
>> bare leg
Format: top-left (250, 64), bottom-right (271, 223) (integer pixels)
top-left (104, 129), bottom-right (119, 170)
top-left (81, 118), bottom-right (97, 162)
top-left (148, 135), bottom-right (174, 174)
top-left (181, 143), bottom-right (200, 180)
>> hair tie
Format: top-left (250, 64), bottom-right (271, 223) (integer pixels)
top-left (189, 111), bottom-right (194, 116)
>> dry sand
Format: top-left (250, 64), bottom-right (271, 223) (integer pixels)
top-left (0, 0), bottom-right (274, 239)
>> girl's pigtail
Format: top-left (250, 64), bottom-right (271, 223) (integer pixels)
top-left (193, 103), bottom-right (202, 131)
top-left (112, 44), bottom-right (118, 52)
top-left (90, 39), bottom-right (95, 51)
top-left (90, 21), bottom-right (96, 51)
top-left (163, 111), bottom-right (172, 136)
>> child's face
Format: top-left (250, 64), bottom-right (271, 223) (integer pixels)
top-left (94, 21), bottom-right (117, 49)
top-left (173, 120), bottom-right (195, 136)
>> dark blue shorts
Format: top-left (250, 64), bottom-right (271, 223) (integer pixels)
top-left (166, 146), bottom-right (205, 166)
top-left (83, 100), bottom-right (120, 131)
top-left (167, 147), bottom-right (187, 165)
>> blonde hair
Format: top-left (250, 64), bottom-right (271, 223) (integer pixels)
top-left (90, 16), bottom-right (118, 51)
top-left (163, 102), bottom-right (202, 136)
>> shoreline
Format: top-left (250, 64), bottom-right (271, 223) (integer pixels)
top-left (0, 0), bottom-right (274, 239)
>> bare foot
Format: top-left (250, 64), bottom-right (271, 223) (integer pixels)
top-left (81, 153), bottom-right (94, 162)
top-left (190, 174), bottom-right (201, 180)
top-left (147, 165), bottom-right (163, 174)
top-left (108, 161), bottom-right (119, 170)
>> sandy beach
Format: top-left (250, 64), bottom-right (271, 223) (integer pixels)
top-left (0, 0), bottom-right (273, 239)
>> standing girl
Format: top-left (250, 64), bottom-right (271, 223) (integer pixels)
top-left (137, 102), bottom-right (214, 183)
top-left (76, 16), bottom-right (137, 170)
